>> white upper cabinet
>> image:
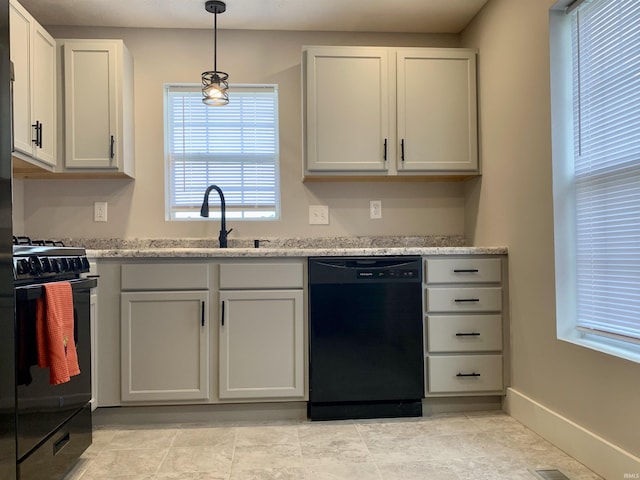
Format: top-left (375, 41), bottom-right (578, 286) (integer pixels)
top-left (304, 46), bottom-right (390, 173)
top-left (396, 48), bottom-right (477, 172)
top-left (303, 46), bottom-right (478, 179)
top-left (10, 0), bottom-right (57, 168)
top-left (60, 39), bottom-right (135, 177)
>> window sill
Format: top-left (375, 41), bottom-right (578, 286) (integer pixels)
top-left (559, 330), bottom-right (640, 365)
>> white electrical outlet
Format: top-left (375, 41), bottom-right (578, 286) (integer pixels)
top-left (370, 200), bottom-right (382, 219)
top-left (94, 202), bottom-right (108, 222)
top-left (309, 205), bottom-right (329, 225)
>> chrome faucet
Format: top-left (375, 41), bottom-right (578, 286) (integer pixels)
top-left (200, 184), bottom-right (233, 248)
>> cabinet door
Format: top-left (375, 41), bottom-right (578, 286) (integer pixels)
top-left (9, 0), bottom-right (32, 156)
top-left (63, 41), bottom-right (119, 169)
top-left (219, 290), bottom-right (304, 399)
top-left (31, 23), bottom-right (56, 165)
top-left (397, 49), bottom-right (477, 172)
top-left (9, 0), bottom-right (56, 167)
top-left (121, 291), bottom-right (209, 402)
top-left (305, 46), bottom-right (390, 172)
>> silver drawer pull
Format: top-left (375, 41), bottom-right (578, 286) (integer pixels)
top-left (456, 372), bottom-right (481, 377)
top-left (454, 298), bottom-right (480, 303)
top-left (455, 332), bottom-right (481, 337)
top-left (453, 269), bottom-right (479, 273)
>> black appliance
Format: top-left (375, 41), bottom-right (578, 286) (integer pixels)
top-left (13, 237), bottom-right (96, 480)
top-left (2, 2), bottom-right (17, 478)
top-left (308, 256), bottom-right (424, 421)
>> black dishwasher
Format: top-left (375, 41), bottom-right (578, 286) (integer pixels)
top-left (308, 256), bottom-right (424, 420)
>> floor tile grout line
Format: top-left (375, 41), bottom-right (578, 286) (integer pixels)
top-left (294, 424), bottom-right (308, 480)
top-left (354, 421), bottom-right (385, 480)
top-left (151, 428), bottom-right (178, 479)
top-left (226, 424), bottom-right (239, 480)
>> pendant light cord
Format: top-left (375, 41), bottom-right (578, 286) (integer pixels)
top-left (213, 9), bottom-right (218, 73)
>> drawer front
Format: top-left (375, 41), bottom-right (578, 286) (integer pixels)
top-left (18, 405), bottom-right (92, 480)
top-left (427, 315), bottom-right (502, 352)
top-left (427, 287), bottom-right (502, 312)
top-left (220, 262), bottom-right (304, 289)
top-left (428, 355), bottom-right (503, 393)
top-left (121, 263), bottom-right (209, 290)
top-left (426, 258), bottom-right (501, 284)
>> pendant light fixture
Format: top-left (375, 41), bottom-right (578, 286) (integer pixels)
top-left (201, 0), bottom-right (229, 106)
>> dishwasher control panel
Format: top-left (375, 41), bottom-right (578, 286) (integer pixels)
top-left (309, 256), bottom-right (422, 284)
top-left (356, 268), bottom-right (419, 280)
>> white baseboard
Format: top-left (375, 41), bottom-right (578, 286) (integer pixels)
top-left (505, 388), bottom-right (640, 480)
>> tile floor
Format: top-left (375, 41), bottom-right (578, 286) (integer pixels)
top-left (63, 411), bottom-right (602, 480)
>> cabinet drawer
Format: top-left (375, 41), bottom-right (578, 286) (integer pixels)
top-left (427, 315), bottom-right (502, 352)
top-left (426, 258), bottom-right (501, 284)
top-left (428, 355), bottom-right (503, 393)
top-left (121, 263), bottom-right (209, 290)
top-left (427, 287), bottom-right (502, 312)
top-left (220, 262), bottom-right (304, 289)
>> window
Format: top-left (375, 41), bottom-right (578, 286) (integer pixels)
top-left (550, 0), bottom-right (640, 362)
top-left (164, 84), bottom-right (280, 220)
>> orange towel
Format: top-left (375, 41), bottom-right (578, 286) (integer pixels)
top-left (36, 282), bottom-right (80, 385)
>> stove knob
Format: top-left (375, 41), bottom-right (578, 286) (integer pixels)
top-left (72, 257), bottom-right (82, 271)
top-left (41, 257), bottom-right (52, 273)
top-left (81, 257), bottom-right (90, 271)
top-left (50, 258), bottom-right (61, 273)
top-left (60, 257), bottom-right (70, 272)
top-left (29, 256), bottom-right (42, 274)
top-left (16, 258), bottom-right (30, 275)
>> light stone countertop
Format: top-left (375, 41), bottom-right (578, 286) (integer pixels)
top-left (72, 236), bottom-right (506, 258)
top-left (88, 246), bottom-right (507, 258)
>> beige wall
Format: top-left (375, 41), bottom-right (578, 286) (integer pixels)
top-left (18, 27), bottom-right (466, 240)
top-left (462, 0), bottom-right (640, 456)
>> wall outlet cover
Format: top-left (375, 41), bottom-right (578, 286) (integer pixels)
top-left (94, 202), bottom-right (108, 222)
top-left (370, 200), bottom-right (382, 219)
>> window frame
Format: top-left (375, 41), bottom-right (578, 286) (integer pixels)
top-left (163, 83), bottom-right (281, 222)
top-left (550, 0), bottom-right (640, 364)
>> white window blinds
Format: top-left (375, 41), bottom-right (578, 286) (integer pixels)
top-left (571, 0), bottom-right (640, 342)
top-left (165, 84), bottom-right (280, 220)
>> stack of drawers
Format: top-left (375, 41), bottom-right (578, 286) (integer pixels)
top-left (424, 257), bottom-right (505, 396)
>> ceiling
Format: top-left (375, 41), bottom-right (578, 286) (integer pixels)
top-left (18, 0), bottom-right (489, 34)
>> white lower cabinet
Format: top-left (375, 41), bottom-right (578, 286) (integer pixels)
top-left (218, 261), bottom-right (305, 400)
top-left (119, 263), bottom-right (210, 403)
top-left (218, 290), bottom-right (304, 399)
top-left (121, 291), bottom-right (209, 402)
top-left (424, 256), bottom-right (507, 396)
top-left (427, 315), bottom-right (502, 353)
top-left (428, 355), bottom-right (503, 393)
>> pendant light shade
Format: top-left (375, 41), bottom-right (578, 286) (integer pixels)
top-left (202, 0), bottom-right (229, 106)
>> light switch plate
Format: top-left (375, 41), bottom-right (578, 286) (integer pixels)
top-left (309, 205), bottom-right (329, 225)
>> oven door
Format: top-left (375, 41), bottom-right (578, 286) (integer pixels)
top-left (15, 277), bottom-right (96, 460)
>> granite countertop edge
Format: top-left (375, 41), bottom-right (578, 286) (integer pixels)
top-left (88, 246), bottom-right (508, 258)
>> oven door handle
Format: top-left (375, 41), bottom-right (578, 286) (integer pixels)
top-left (15, 277), bottom-right (98, 301)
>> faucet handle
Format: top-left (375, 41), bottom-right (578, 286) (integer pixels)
top-left (254, 239), bottom-right (270, 248)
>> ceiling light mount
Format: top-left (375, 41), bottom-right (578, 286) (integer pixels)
top-left (201, 0), bottom-right (229, 106)
top-left (205, 0), bottom-right (226, 15)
